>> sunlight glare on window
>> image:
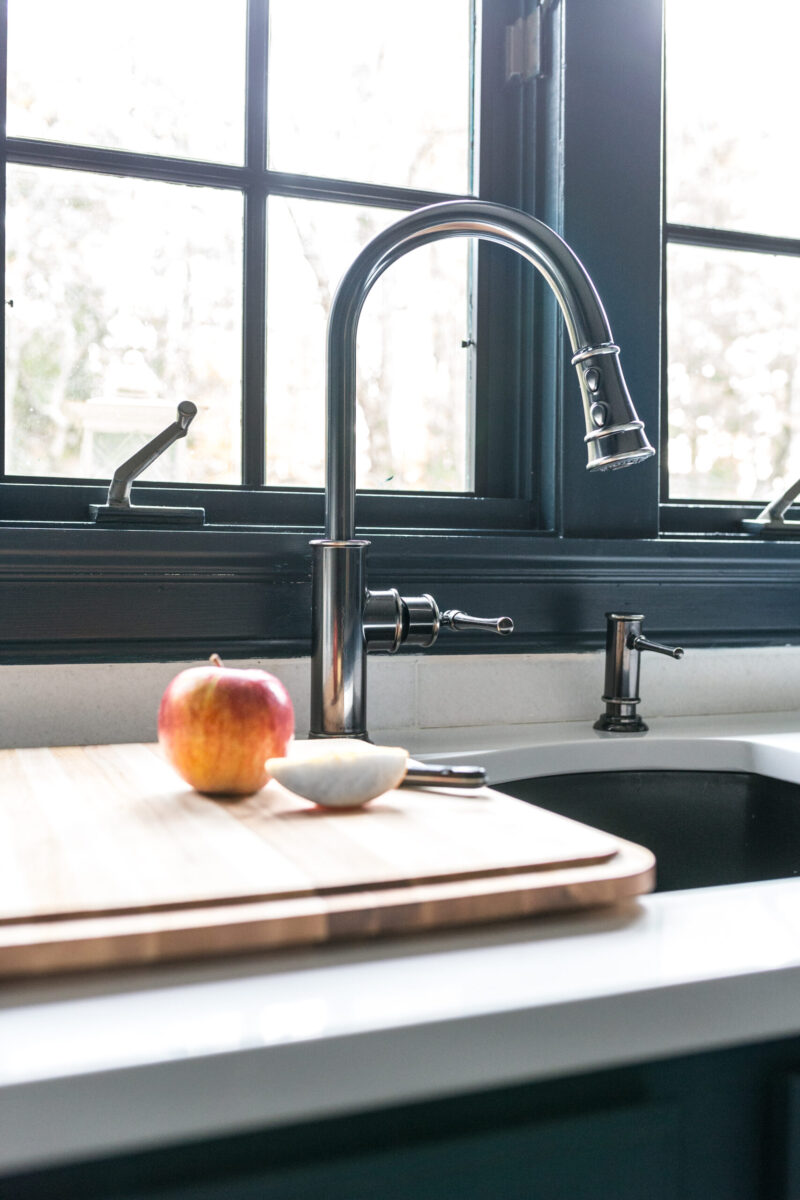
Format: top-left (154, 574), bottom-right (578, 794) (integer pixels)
top-left (7, 0), bottom-right (246, 164)
top-left (267, 0), bottom-right (474, 192)
top-left (667, 0), bottom-right (800, 237)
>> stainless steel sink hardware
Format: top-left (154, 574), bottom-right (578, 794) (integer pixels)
top-left (441, 610), bottom-right (515, 634)
top-left (399, 763), bottom-right (487, 789)
top-left (310, 198), bottom-right (656, 740)
top-left (89, 401), bottom-right (205, 527)
top-left (594, 613), bottom-right (684, 734)
top-left (362, 591), bottom-right (514, 653)
top-left (741, 473), bottom-right (800, 536)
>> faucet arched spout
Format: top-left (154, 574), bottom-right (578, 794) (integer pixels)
top-left (325, 198), bottom-right (654, 542)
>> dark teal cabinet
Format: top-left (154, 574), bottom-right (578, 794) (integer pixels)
top-left (131, 1102), bottom-right (680, 1200)
top-left (5, 1033), bottom-right (800, 1200)
top-left (782, 1073), bottom-right (800, 1200)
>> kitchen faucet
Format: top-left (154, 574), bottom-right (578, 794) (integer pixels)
top-left (310, 199), bottom-right (655, 740)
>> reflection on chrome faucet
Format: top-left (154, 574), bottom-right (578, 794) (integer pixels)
top-left (310, 199), bottom-right (656, 740)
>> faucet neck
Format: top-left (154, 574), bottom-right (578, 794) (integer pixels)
top-left (324, 199), bottom-right (617, 542)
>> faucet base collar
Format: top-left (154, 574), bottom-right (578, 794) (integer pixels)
top-left (593, 713), bottom-right (649, 734)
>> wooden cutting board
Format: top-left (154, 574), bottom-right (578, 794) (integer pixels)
top-left (0, 743), bottom-right (655, 977)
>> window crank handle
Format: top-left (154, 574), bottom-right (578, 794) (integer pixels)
top-left (89, 400), bottom-right (205, 526)
top-left (441, 610), bottom-right (514, 635)
top-left (107, 401), bottom-right (198, 507)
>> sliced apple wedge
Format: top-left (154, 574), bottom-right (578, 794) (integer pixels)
top-left (266, 739), bottom-right (409, 808)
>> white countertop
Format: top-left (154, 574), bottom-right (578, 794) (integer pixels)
top-left (4, 710), bottom-right (800, 1177)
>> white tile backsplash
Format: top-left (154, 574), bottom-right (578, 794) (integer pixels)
top-left (367, 654), bottom-right (418, 731)
top-left (1, 645), bottom-right (799, 749)
top-left (416, 653), bottom-right (598, 728)
top-left (643, 645), bottom-right (800, 718)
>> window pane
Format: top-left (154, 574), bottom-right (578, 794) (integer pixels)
top-left (666, 0), bottom-right (800, 237)
top-left (667, 243), bottom-right (800, 501)
top-left (267, 0), bottom-right (473, 192)
top-left (266, 198), bottom-right (472, 492)
top-left (7, 0), bottom-right (246, 164)
top-left (5, 166), bottom-right (243, 484)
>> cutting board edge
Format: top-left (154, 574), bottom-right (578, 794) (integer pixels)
top-left (0, 839), bottom-right (655, 981)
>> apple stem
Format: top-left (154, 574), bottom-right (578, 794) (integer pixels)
top-left (209, 653), bottom-right (225, 668)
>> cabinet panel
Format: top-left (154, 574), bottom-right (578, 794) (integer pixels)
top-left (134, 1101), bottom-right (680, 1200)
top-left (783, 1074), bottom-right (800, 1200)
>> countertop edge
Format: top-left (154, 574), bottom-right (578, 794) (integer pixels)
top-left (4, 963), bottom-right (800, 1177)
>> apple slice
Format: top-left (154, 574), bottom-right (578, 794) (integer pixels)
top-left (266, 739), bottom-right (408, 808)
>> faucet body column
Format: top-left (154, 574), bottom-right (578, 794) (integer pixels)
top-left (310, 540), bottom-right (369, 738)
top-left (309, 541), bottom-right (512, 739)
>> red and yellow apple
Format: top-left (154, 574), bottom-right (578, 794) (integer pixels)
top-left (158, 654), bottom-right (294, 796)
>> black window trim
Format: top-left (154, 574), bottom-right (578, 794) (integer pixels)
top-left (2, 0), bottom-right (800, 667)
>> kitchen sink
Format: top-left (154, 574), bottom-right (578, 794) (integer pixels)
top-left (495, 770), bottom-right (800, 893)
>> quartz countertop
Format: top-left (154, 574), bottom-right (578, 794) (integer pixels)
top-left (3, 710), bottom-right (800, 1176)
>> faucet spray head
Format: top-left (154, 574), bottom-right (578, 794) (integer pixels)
top-left (573, 344), bottom-right (655, 471)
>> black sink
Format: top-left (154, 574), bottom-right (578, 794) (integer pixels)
top-left (495, 770), bottom-right (800, 893)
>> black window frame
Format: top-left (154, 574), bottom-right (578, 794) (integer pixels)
top-left (2, 0), bottom-right (800, 668)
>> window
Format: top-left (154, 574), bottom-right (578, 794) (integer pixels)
top-left (663, 0), bottom-right (800, 533)
top-left (3, 0), bottom-right (800, 665)
top-left (5, 0), bottom-right (479, 498)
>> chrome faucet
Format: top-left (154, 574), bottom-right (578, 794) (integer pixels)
top-left (310, 199), bottom-right (656, 740)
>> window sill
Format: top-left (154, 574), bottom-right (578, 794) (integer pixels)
top-left (0, 521), bottom-right (799, 661)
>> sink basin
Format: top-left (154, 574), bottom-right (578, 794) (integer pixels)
top-left (495, 770), bottom-right (800, 893)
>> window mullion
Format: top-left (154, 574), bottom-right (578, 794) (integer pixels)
top-left (242, 0), bottom-right (269, 488)
top-left (557, 0), bottom-right (662, 539)
top-left (242, 190), bottom-right (267, 488)
top-left (473, 0), bottom-right (527, 503)
top-left (5, 139), bottom-right (252, 188)
top-left (667, 223), bottom-right (800, 259)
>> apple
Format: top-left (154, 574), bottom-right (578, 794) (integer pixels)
top-left (158, 654), bottom-right (294, 796)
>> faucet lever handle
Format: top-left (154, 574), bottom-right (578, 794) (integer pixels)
top-left (441, 610), bottom-right (514, 635)
top-left (630, 635), bottom-right (684, 660)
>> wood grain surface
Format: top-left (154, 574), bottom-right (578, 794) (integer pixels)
top-left (0, 743), bottom-right (655, 977)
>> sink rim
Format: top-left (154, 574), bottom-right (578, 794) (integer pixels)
top-left (409, 718), bottom-right (800, 793)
